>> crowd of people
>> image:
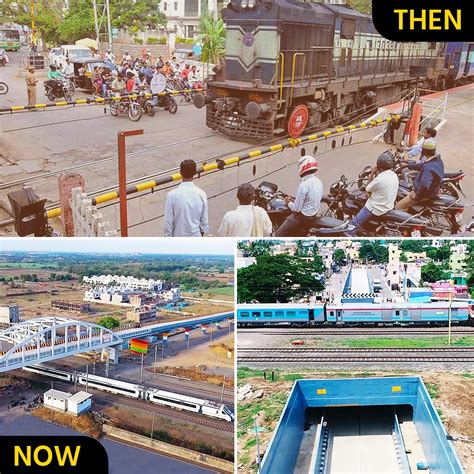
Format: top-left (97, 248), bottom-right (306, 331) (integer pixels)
top-left (89, 49), bottom-right (202, 98)
top-left (163, 127), bottom-right (444, 237)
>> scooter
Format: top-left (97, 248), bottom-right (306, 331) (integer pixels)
top-left (0, 49), bottom-right (9, 66)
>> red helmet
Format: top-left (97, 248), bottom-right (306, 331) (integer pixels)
top-left (298, 155), bottom-right (318, 177)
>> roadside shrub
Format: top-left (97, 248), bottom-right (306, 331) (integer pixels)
top-left (176, 37), bottom-right (194, 45)
top-left (147, 37), bottom-right (166, 45)
top-left (134, 38), bottom-right (143, 45)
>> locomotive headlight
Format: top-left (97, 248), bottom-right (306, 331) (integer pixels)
top-left (241, 0), bottom-right (256, 8)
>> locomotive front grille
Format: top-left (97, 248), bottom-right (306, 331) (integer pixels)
top-left (206, 107), bottom-right (274, 140)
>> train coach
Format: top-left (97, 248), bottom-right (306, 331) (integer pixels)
top-left (23, 365), bottom-right (234, 422)
top-left (195, 0), bottom-right (451, 139)
top-left (237, 301), bottom-right (471, 326)
top-left (446, 42), bottom-right (474, 86)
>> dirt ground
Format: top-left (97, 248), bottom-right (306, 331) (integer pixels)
top-left (153, 333), bottom-right (234, 386)
top-left (237, 369), bottom-right (474, 474)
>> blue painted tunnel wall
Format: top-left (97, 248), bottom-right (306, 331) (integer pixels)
top-left (260, 377), bottom-right (464, 474)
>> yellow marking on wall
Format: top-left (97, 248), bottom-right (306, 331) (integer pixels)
top-left (392, 386), bottom-right (402, 392)
top-left (316, 389), bottom-right (327, 395)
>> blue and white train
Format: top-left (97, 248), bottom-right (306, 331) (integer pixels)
top-left (23, 365), bottom-right (234, 422)
top-left (237, 301), bottom-right (472, 327)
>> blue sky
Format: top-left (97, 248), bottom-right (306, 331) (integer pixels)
top-left (0, 238), bottom-right (234, 255)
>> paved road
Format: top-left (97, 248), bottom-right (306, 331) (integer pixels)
top-left (0, 411), bottom-right (216, 474)
top-left (1, 50), bottom-right (472, 235)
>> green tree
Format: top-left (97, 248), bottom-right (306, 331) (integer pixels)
top-left (237, 240), bottom-right (275, 258)
top-left (348, 0), bottom-right (372, 14)
top-left (333, 249), bottom-right (346, 266)
top-left (97, 316), bottom-right (120, 329)
top-left (421, 262), bottom-right (449, 283)
top-left (465, 240), bottom-right (474, 286)
top-left (237, 254), bottom-right (324, 303)
top-left (399, 240), bottom-right (426, 253)
top-left (198, 12), bottom-right (225, 64)
top-left (359, 241), bottom-right (389, 263)
top-left (400, 253), bottom-right (408, 263)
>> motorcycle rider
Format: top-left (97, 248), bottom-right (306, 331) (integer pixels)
top-left (350, 153), bottom-right (399, 234)
top-left (111, 72), bottom-right (126, 95)
top-left (46, 65), bottom-right (63, 97)
top-left (395, 138), bottom-right (444, 212)
top-left (275, 155), bottom-right (323, 237)
top-left (402, 127), bottom-right (437, 160)
top-left (62, 58), bottom-right (74, 79)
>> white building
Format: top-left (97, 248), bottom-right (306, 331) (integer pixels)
top-left (44, 389), bottom-right (92, 416)
top-left (0, 305), bottom-right (20, 324)
top-left (44, 389), bottom-right (71, 412)
top-left (162, 287), bottom-right (181, 302)
top-left (67, 392), bottom-right (92, 416)
top-left (83, 275), bottom-right (163, 291)
top-left (159, 0), bottom-right (220, 40)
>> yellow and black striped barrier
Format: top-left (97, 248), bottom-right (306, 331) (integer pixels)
top-left (0, 89), bottom-right (203, 114)
top-left (44, 114), bottom-right (401, 220)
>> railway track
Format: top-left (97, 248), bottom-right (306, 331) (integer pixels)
top-left (238, 347), bottom-right (474, 363)
top-left (239, 328), bottom-right (474, 337)
top-left (18, 374), bottom-right (234, 433)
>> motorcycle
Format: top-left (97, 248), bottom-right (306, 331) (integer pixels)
top-left (0, 48), bottom-right (9, 66)
top-left (143, 88), bottom-right (178, 116)
top-left (44, 78), bottom-right (74, 101)
top-left (322, 175), bottom-right (430, 237)
top-left (108, 93), bottom-right (142, 122)
top-left (396, 184), bottom-right (465, 235)
top-left (357, 149), bottom-right (466, 199)
top-left (254, 181), bottom-right (355, 236)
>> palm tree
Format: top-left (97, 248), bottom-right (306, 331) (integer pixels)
top-left (198, 12), bottom-right (225, 65)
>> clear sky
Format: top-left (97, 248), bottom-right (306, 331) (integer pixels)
top-left (0, 238), bottom-right (235, 255)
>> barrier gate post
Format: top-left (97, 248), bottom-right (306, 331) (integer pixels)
top-left (117, 129), bottom-right (144, 237)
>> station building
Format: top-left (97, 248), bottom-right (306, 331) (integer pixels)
top-left (44, 389), bottom-right (92, 416)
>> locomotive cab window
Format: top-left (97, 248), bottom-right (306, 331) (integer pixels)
top-left (341, 20), bottom-right (355, 40)
top-left (240, 312), bottom-right (249, 318)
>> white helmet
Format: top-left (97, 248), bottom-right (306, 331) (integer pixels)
top-left (298, 155), bottom-right (318, 177)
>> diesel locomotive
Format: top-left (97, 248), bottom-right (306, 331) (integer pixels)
top-left (195, 1), bottom-right (472, 140)
top-left (237, 302), bottom-right (472, 326)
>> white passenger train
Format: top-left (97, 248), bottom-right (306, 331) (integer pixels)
top-left (23, 365), bottom-right (234, 423)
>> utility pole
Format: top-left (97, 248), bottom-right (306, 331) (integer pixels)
top-left (30, 0), bottom-right (36, 48)
top-left (140, 352), bottom-right (144, 383)
top-left (85, 363), bottom-right (89, 393)
top-left (154, 345), bottom-right (158, 373)
top-left (220, 375), bottom-right (226, 404)
top-left (448, 292), bottom-right (452, 346)
top-left (92, 0), bottom-right (113, 52)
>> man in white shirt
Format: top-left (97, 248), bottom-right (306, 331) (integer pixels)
top-left (218, 183), bottom-right (272, 237)
top-left (275, 155), bottom-right (323, 237)
top-left (351, 152), bottom-right (399, 233)
top-left (62, 58), bottom-right (74, 78)
top-left (164, 160), bottom-right (209, 237)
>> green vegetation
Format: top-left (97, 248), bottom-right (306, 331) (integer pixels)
top-left (238, 392), bottom-right (288, 435)
top-left (333, 249), bottom-right (346, 266)
top-left (237, 253), bottom-right (325, 303)
top-left (339, 336), bottom-right (474, 348)
top-left (198, 12), bottom-right (225, 64)
top-left (211, 287), bottom-right (234, 296)
top-left (1, 262), bottom-right (58, 269)
top-left (348, 0), bottom-right (372, 14)
top-left (461, 372), bottom-right (474, 379)
top-left (147, 37), bottom-right (166, 45)
top-left (1, 0), bottom-right (166, 45)
top-left (421, 262), bottom-right (450, 283)
top-left (359, 241), bottom-right (389, 263)
top-left (426, 382), bottom-right (440, 399)
top-left (237, 240), bottom-right (276, 258)
top-left (97, 316), bottom-right (121, 329)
